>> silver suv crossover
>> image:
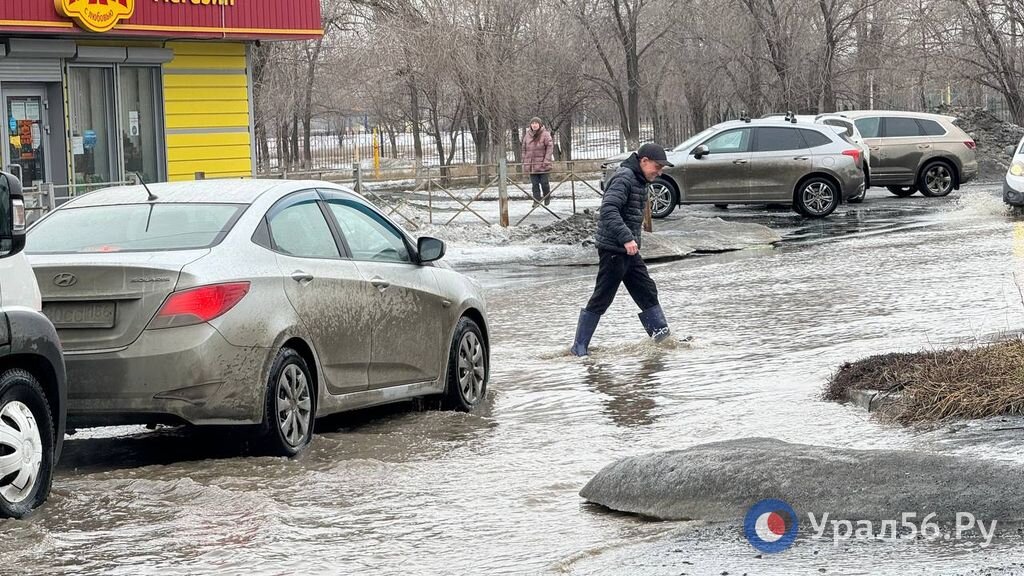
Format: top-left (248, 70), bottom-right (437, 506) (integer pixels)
top-left (839, 111), bottom-right (978, 197)
top-left (601, 118), bottom-right (866, 218)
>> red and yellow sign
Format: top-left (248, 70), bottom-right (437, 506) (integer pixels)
top-left (55, 0), bottom-right (134, 33)
top-left (3, 0), bottom-right (320, 39)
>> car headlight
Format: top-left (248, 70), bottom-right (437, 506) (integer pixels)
top-left (1011, 162), bottom-right (1024, 177)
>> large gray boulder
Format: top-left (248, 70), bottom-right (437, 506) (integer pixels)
top-left (581, 438), bottom-right (1024, 527)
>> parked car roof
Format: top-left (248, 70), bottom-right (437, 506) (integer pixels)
top-left (832, 110), bottom-right (958, 122)
top-left (60, 179), bottom-right (313, 208)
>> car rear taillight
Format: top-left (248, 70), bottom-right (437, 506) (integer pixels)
top-left (964, 140), bottom-right (977, 150)
top-left (842, 149), bottom-right (861, 165)
top-left (149, 282), bottom-right (250, 330)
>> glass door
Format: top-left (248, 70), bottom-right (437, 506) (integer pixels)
top-left (68, 67), bottom-right (117, 189)
top-left (119, 67), bottom-right (164, 184)
top-left (4, 87), bottom-right (50, 186)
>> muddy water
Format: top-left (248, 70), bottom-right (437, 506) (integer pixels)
top-left (4, 186), bottom-right (1024, 575)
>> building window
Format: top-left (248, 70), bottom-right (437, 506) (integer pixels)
top-left (68, 67), bottom-right (117, 186)
top-left (119, 67), bottom-right (164, 184)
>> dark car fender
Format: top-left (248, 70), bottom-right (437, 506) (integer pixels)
top-left (1, 309), bottom-right (67, 461)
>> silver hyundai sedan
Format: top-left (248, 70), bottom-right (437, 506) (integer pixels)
top-left (25, 180), bottom-right (489, 456)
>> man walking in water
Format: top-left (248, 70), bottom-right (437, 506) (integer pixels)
top-left (570, 143), bottom-right (673, 356)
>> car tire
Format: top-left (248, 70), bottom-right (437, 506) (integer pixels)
top-left (0, 369), bottom-right (55, 519)
top-left (443, 317), bottom-right (488, 412)
top-left (794, 176), bottom-right (840, 218)
top-left (261, 348), bottom-right (315, 457)
top-left (918, 161), bottom-right (956, 197)
top-left (714, 204), bottom-right (728, 210)
top-left (647, 178), bottom-right (678, 219)
top-left (887, 185), bottom-right (916, 197)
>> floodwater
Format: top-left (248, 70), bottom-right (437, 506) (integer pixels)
top-left (4, 185), bottom-right (1024, 575)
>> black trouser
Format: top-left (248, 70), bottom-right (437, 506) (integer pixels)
top-left (585, 250), bottom-right (660, 315)
top-left (530, 173), bottom-right (551, 201)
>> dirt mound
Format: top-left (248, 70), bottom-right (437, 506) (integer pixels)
top-left (521, 209), bottom-right (598, 245)
top-left (934, 105), bottom-right (1024, 180)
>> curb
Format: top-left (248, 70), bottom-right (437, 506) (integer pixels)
top-left (845, 388), bottom-right (897, 412)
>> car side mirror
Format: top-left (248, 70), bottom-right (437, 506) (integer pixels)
top-left (1006, 145), bottom-right (1017, 157)
top-left (417, 236), bottom-right (445, 263)
top-left (0, 171), bottom-right (25, 259)
top-left (693, 144), bottom-right (710, 159)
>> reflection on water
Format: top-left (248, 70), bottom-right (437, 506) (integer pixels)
top-left (583, 356), bottom-right (668, 428)
top-left (4, 185), bottom-right (1024, 574)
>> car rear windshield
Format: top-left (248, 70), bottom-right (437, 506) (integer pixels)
top-left (27, 203), bottom-right (244, 254)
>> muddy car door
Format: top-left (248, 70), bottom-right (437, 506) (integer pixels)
top-left (748, 127), bottom-right (813, 202)
top-left (267, 190), bottom-right (373, 395)
top-left (878, 116), bottom-right (927, 183)
top-left (855, 116), bottom-right (886, 180)
top-left (681, 127), bottom-right (752, 203)
top-left (321, 191), bottom-right (445, 390)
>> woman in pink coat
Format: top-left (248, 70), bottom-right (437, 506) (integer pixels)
top-left (522, 117), bottom-right (554, 206)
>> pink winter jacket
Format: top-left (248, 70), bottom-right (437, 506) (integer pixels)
top-left (522, 127), bottom-right (554, 174)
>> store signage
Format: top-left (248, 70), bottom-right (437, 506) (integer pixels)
top-left (55, 0), bottom-right (135, 33)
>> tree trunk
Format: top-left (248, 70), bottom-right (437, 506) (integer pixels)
top-left (625, 42), bottom-right (641, 149)
top-left (559, 115), bottom-right (573, 161)
top-left (278, 121), bottom-right (289, 171)
top-left (387, 125), bottom-right (398, 159)
top-left (290, 114), bottom-right (300, 166)
top-left (408, 80), bottom-right (423, 167)
top-left (301, 38), bottom-right (323, 170)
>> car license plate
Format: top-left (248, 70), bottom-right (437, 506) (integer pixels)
top-left (43, 302), bottom-right (116, 329)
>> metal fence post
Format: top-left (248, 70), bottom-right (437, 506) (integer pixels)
top-left (353, 164), bottom-right (363, 194)
top-left (44, 182), bottom-right (55, 213)
top-left (498, 159), bottom-right (509, 228)
top-left (643, 196), bottom-right (653, 232)
top-left (427, 175), bottom-right (433, 225)
top-left (569, 161), bottom-right (577, 215)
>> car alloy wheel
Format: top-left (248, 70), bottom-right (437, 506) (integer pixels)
top-left (922, 164), bottom-right (954, 197)
top-left (647, 181), bottom-right (676, 219)
top-left (800, 180), bottom-right (837, 217)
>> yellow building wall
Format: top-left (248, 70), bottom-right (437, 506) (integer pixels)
top-left (163, 41), bottom-right (253, 181)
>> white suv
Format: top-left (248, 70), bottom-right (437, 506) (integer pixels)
top-left (0, 171), bottom-right (66, 519)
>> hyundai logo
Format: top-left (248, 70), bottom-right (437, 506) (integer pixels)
top-left (53, 273), bottom-right (78, 288)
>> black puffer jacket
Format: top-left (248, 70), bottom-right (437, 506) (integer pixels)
top-left (595, 153), bottom-right (646, 253)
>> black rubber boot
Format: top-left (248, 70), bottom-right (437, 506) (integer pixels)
top-left (638, 305), bottom-right (671, 343)
top-left (571, 309), bottom-right (601, 356)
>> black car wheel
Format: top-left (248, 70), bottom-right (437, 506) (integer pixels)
top-left (261, 348), bottom-right (315, 457)
top-left (647, 178), bottom-right (678, 219)
top-left (918, 161), bottom-right (956, 197)
top-left (794, 177), bottom-right (840, 218)
top-left (887, 185), bottom-right (916, 197)
top-left (443, 318), bottom-right (488, 411)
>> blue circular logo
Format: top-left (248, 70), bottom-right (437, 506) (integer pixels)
top-left (743, 499), bottom-right (799, 553)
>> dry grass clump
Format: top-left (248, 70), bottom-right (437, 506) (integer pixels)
top-left (825, 338), bottom-right (1024, 425)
